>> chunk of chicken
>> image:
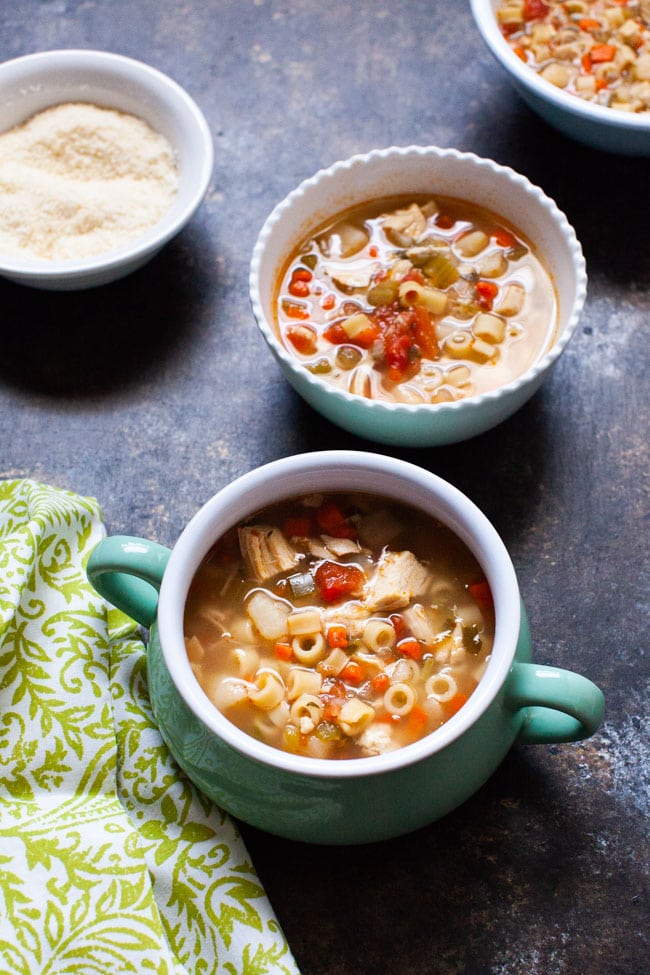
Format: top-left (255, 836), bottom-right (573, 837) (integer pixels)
top-left (358, 725), bottom-right (398, 756)
top-left (382, 204), bottom-right (427, 247)
top-left (366, 550), bottom-right (429, 612)
top-left (239, 525), bottom-right (298, 582)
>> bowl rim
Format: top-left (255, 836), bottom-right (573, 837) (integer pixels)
top-left (0, 48), bottom-right (214, 279)
top-left (470, 0), bottom-right (650, 133)
top-left (157, 450), bottom-right (522, 780)
top-left (249, 143), bottom-right (587, 422)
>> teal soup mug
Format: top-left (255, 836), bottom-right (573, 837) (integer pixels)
top-left (87, 451), bottom-right (604, 844)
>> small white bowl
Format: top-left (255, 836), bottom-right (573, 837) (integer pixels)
top-left (249, 145), bottom-right (586, 448)
top-left (471, 0), bottom-right (650, 156)
top-left (0, 49), bottom-right (214, 289)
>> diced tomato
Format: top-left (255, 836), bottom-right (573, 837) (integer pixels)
top-left (315, 501), bottom-right (357, 539)
top-left (352, 321), bottom-right (381, 349)
top-left (475, 280), bottom-right (498, 310)
top-left (412, 305), bottom-right (439, 359)
top-left (321, 293), bottom-right (336, 310)
top-left (436, 213), bottom-right (456, 230)
top-left (283, 300), bottom-right (310, 320)
top-left (523, 0), bottom-right (549, 20)
top-left (368, 245), bottom-right (379, 258)
top-left (314, 561), bottom-right (365, 603)
top-left (385, 331), bottom-right (417, 383)
top-left (286, 324), bottom-right (317, 355)
top-left (283, 515), bottom-right (313, 537)
top-left (292, 268), bottom-right (313, 282)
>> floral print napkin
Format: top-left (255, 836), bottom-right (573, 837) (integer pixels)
top-left (0, 479), bottom-right (299, 975)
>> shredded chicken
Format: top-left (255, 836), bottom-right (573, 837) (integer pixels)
top-left (239, 525), bottom-right (298, 582)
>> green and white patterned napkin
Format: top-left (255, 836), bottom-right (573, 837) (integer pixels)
top-left (0, 479), bottom-right (300, 975)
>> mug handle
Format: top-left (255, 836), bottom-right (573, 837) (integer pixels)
top-left (87, 536), bottom-right (172, 627)
top-left (505, 662), bottom-right (605, 744)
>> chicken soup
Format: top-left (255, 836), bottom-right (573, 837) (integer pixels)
top-left (184, 492), bottom-right (495, 760)
top-left (274, 195), bottom-right (557, 405)
top-left (497, 0), bottom-right (650, 113)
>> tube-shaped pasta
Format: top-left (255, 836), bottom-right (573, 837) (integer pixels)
top-left (246, 590), bottom-right (291, 641)
top-left (473, 312), bottom-right (506, 345)
top-left (290, 693), bottom-right (323, 733)
top-left (248, 668), bottom-right (285, 710)
top-left (287, 608), bottom-right (322, 636)
top-left (425, 672), bottom-right (457, 702)
top-left (496, 282), bottom-right (525, 317)
top-left (444, 330), bottom-right (473, 359)
top-left (383, 681), bottom-right (416, 716)
top-left (208, 676), bottom-right (249, 711)
top-left (231, 646), bottom-right (259, 679)
top-left (338, 698), bottom-right (375, 737)
top-left (320, 646), bottom-right (349, 677)
top-left (292, 632), bottom-right (326, 665)
top-left (362, 618), bottom-right (397, 652)
top-left (287, 667), bottom-right (322, 700)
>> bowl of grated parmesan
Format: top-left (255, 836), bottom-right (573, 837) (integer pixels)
top-left (0, 49), bottom-right (214, 289)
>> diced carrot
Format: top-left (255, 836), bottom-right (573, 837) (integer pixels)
top-left (283, 515), bottom-right (313, 537)
top-left (590, 43), bottom-right (616, 63)
top-left (368, 245), bottom-right (379, 257)
top-left (376, 712), bottom-right (401, 724)
top-left (283, 301), bottom-right (310, 320)
top-left (292, 268), bottom-right (313, 282)
top-left (274, 642), bottom-right (293, 661)
top-left (289, 279), bottom-right (310, 298)
top-left (340, 661), bottom-right (364, 685)
top-left (323, 321), bottom-right (347, 344)
top-left (321, 293), bottom-right (336, 310)
top-left (469, 579), bottom-right (494, 614)
top-left (493, 228), bottom-right (517, 248)
top-left (286, 324), bottom-right (317, 355)
top-left (326, 625), bottom-right (349, 649)
top-left (581, 52), bottom-right (593, 73)
top-left (514, 47), bottom-right (527, 63)
top-left (445, 692), bottom-right (469, 716)
top-left (407, 706), bottom-right (428, 733)
top-left (398, 639), bottom-right (424, 661)
top-left (578, 18), bottom-right (600, 30)
top-left (523, 0), bottom-right (548, 20)
top-left (371, 673), bottom-right (391, 694)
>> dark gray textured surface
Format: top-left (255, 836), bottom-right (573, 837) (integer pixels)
top-left (1, 2), bottom-right (648, 973)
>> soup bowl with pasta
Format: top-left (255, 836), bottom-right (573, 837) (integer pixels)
top-left (249, 145), bottom-right (586, 446)
top-left (87, 451), bottom-right (604, 844)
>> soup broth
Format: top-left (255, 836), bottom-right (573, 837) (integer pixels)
top-left (184, 492), bottom-right (495, 760)
top-left (273, 194), bottom-right (558, 405)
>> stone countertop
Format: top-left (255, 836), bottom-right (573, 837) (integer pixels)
top-left (0, 2), bottom-right (648, 973)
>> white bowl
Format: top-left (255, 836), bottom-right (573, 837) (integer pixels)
top-left (249, 145), bottom-right (586, 448)
top-left (0, 49), bottom-right (214, 289)
top-left (471, 0), bottom-right (650, 156)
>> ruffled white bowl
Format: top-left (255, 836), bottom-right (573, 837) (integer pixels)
top-left (249, 145), bottom-right (586, 447)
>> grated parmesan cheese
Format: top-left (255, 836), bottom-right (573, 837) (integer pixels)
top-left (0, 102), bottom-right (179, 262)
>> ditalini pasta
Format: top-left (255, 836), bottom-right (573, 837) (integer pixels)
top-left (273, 195), bottom-right (557, 405)
top-left (184, 492), bottom-right (496, 760)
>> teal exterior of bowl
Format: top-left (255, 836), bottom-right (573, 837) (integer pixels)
top-left (146, 613), bottom-right (535, 844)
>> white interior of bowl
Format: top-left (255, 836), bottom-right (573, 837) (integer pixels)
top-left (250, 144), bottom-right (586, 418)
top-left (0, 49), bottom-right (213, 276)
top-left (471, 0), bottom-right (650, 132)
top-left (157, 450), bottom-right (521, 779)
